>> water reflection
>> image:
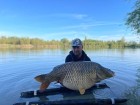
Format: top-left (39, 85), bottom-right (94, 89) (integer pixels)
top-left (62, 91), bottom-right (94, 100)
top-left (38, 90), bottom-right (95, 102)
top-left (123, 67), bottom-right (140, 105)
top-left (136, 68), bottom-right (140, 88)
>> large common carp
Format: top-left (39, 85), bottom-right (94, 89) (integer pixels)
top-left (35, 61), bottom-right (115, 94)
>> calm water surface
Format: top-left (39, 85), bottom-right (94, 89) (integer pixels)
top-left (0, 48), bottom-right (140, 105)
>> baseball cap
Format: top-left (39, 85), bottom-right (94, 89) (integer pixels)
top-left (71, 38), bottom-right (82, 46)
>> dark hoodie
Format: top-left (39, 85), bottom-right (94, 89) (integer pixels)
top-left (65, 50), bottom-right (91, 62)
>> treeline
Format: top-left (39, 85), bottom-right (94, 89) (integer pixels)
top-left (0, 36), bottom-right (70, 48)
top-left (0, 36), bottom-right (140, 49)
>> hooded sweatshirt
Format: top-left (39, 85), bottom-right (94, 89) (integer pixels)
top-left (65, 50), bottom-right (91, 62)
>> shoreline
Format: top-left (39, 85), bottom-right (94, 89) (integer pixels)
top-left (0, 44), bottom-right (139, 49)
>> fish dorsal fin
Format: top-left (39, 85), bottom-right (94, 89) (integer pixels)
top-left (79, 88), bottom-right (85, 95)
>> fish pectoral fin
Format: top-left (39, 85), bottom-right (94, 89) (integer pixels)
top-left (79, 88), bottom-right (85, 95)
top-left (40, 82), bottom-right (50, 92)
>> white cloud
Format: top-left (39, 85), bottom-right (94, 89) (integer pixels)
top-left (43, 31), bottom-right (84, 40)
top-left (71, 14), bottom-right (88, 19)
top-left (59, 22), bottom-right (123, 30)
top-left (0, 31), bottom-right (15, 36)
top-left (0, 9), bottom-right (17, 18)
top-left (47, 13), bottom-right (88, 20)
top-left (86, 33), bottom-right (139, 42)
top-left (42, 31), bottom-right (139, 42)
top-left (1, 30), bottom-right (139, 42)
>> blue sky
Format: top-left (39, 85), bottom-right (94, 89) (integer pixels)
top-left (0, 0), bottom-right (138, 41)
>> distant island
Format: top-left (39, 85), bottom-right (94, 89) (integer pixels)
top-left (0, 36), bottom-right (139, 49)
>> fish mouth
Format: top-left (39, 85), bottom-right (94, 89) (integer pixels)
top-left (112, 71), bottom-right (115, 76)
top-left (107, 69), bottom-right (115, 77)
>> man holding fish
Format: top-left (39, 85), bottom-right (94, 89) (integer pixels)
top-left (35, 38), bottom-right (115, 94)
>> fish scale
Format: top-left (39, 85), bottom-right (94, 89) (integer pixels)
top-left (35, 61), bottom-right (115, 94)
top-left (62, 62), bottom-right (97, 90)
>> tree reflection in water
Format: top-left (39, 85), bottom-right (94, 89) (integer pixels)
top-left (124, 68), bottom-right (140, 105)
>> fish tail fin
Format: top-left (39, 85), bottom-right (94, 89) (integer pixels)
top-left (40, 82), bottom-right (50, 92)
top-left (34, 74), bottom-right (51, 92)
top-left (34, 74), bottom-right (47, 83)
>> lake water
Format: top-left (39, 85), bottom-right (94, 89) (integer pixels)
top-left (0, 48), bottom-right (140, 105)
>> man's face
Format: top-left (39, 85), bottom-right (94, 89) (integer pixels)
top-left (72, 45), bottom-right (83, 56)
